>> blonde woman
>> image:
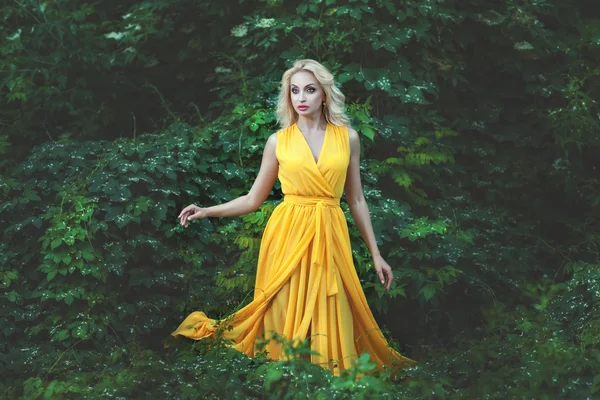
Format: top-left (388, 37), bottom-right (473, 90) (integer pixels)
top-left (173, 59), bottom-right (416, 375)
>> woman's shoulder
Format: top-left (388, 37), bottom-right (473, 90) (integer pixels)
top-left (267, 132), bottom-right (278, 144)
top-left (335, 124), bottom-right (359, 152)
top-left (270, 125), bottom-right (292, 145)
top-left (274, 124), bottom-right (296, 139)
top-left (332, 124), bottom-right (358, 141)
top-left (345, 125), bottom-right (358, 138)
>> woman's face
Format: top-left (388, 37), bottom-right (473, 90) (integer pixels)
top-left (290, 71), bottom-right (326, 118)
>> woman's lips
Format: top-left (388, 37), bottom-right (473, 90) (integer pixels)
top-left (297, 105), bottom-right (309, 110)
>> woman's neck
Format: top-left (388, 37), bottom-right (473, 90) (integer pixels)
top-left (296, 115), bottom-right (327, 132)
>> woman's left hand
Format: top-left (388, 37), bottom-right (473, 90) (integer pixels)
top-left (373, 254), bottom-right (394, 291)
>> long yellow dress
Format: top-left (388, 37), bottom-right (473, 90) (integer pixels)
top-left (172, 122), bottom-right (417, 375)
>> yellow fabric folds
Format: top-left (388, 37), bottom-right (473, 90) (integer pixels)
top-left (172, 122), bottom-right (417, 375)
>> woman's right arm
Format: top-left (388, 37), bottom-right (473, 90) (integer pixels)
top-left (179, 132), bottom-right (279, 227)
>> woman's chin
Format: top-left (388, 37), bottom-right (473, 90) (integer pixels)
top-left (296, 109), bottom-right (317, 116)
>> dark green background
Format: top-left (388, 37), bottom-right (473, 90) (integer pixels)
top-left (1, 0), bottom-right (599, 398)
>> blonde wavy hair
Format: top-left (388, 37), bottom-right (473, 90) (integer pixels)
top-left (275, 59), bottom-right (351, 129)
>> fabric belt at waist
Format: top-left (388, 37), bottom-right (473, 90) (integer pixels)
top-left (283, 194), bottom-right (340, 207)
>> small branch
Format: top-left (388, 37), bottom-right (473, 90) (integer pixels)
top-left (43, 339), bottom-right (85, 380)
top-left (131, 112), bottom-right (137, 140)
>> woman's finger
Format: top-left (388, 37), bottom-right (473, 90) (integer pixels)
top-left (377, 269), bottom-right (385, 285)
top-left (178, 205), bottom-right (196, 218)
top-left (179, 207), bottom-right (191, 218)
top-left (385, 269), bottom-right (393, 290)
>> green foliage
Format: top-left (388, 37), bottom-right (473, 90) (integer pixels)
top-left (0, 122), bottom-right (259, 387)
top-left (1, 0), bottom-right (599, 398)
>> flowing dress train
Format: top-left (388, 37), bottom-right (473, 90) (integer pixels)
top-left (172, 122), bottom-right (417, 375)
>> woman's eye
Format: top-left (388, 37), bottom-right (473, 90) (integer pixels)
top-left (291, 88), bottom-right (315, 94)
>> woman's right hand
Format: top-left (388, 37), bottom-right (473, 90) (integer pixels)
top-left (178, 204), bottom-right (208, 228)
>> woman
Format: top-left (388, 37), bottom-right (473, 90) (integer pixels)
top-left (173, 59), bottom-right (416, 375)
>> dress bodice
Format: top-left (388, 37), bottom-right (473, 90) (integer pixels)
top-left (276, 123), bottom-right (350, 199)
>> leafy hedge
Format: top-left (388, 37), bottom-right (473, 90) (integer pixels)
top-left (1, 0), bottom-right (599, 398)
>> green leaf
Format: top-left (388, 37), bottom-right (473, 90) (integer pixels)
top-left (266, 368), bottom-right (283, 381)
top-left (383, 0), bottom-right (396, 14)
top-left (82, 251), bottom-right (94, 261)
top-left (360, 126), bottom-right (375, 141)
top-left (338, 72), bottom-right (354, 84)
top-left (43, 380), bottom-right (57, 399)
top-left (47, 271), bottom-right (57, 282)
top-left (51, 238), bottom-right (62, 249)
top-left (7, 291), bottom-right (17, 302)
top-left (56, 330), bottom-right (69, 341)
top-left (421, 284), bottom-right (436, 301)
top-left (402, 86), bottom-right (426, 104)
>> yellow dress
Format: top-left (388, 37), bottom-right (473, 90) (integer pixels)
top-left (172, 122), bottom-right (417, 375)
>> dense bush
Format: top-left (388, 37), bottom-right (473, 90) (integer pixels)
top-left (1, 0), bottom-right (599, 398)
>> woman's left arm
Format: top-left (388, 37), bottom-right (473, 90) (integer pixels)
top-left (344, 127), bottom-right (394, 290)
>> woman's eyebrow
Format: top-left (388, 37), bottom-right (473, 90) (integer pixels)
top-left (290, 83), bottom-right (316, 87)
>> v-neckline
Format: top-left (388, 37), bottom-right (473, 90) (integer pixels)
top-left (295, 122), bottom-right (329, 167)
